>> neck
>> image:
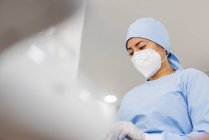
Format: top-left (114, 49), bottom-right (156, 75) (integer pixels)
top-left (149, 60), bottom-right (175, 81)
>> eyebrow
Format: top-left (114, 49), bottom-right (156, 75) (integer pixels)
top-left (127, 41), bottom-right (143, 51)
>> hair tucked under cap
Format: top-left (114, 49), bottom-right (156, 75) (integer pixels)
top-left (126, 18), bottom-right (182, 70)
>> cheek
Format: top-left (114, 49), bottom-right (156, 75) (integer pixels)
top-left (154, 49), bottom-right (164, 60)
top-left (159, 50), bottom-right (167, 61)
top-left (159, 53), bottom-right (164, 61)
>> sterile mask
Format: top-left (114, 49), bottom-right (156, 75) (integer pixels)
top-left (131, 48), bottom-right (167, 79)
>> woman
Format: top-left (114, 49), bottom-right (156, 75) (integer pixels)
top-left (107, 18), bottom-right (209, 140)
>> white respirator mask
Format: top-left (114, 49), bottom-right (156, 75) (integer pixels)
top-left (131, 48), bottom-right (167, 79)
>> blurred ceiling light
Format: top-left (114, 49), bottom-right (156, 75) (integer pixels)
top-left (27, 44), bottom-right (46, 64)
top-left (104, 95), bottom-right (117, 103)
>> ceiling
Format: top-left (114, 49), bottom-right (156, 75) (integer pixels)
top-left (79, 0), bottom-right (209, 100)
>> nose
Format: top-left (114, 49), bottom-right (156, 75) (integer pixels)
top-left (132, 46), bottom-right (140, 53)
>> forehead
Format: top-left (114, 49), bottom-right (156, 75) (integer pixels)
top-left (126, 37), bottom-right (149, 48)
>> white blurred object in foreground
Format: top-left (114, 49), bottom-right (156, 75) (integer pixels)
top-left (0, 0), bottom-right (115, 139)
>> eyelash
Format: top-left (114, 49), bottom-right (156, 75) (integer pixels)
top-left (128, 45), bottom-right (146, 56)
top-left (129, 52), bottom-right (134, 56)
top-left (139, 45), bottom-right (146, 50)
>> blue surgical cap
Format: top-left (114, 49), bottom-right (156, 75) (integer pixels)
top-left (126, 18), bottom-right (182, 70)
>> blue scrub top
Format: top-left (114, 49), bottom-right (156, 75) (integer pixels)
top-left (117, 68), bottom-right (209, 140)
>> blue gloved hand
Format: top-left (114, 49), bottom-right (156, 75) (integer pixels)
top-left (104, 121), bottom-right (145, 140)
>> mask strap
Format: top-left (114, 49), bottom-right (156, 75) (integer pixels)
top-left (161, 52), bottom-right (169, 63)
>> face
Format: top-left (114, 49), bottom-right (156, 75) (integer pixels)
top-left (126, 37), bottom-right (167, 61)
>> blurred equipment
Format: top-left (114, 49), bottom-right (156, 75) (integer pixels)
top-left (0, 0), bottom-right (79, 50)
top-left (0, 0), bottom-right (115, 140)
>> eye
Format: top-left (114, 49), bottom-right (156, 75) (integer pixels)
top-left (139, 45), bottom-right (146, 50)
top-left (129, 52), bottom-right (134, 56)
top-left (127, 49), bottom-right (134, 56)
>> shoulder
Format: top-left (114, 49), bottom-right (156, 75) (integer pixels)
top-left (124, 84), bottom-right (144, 96)
top-left (180, 68), bottom-right (208, 80)
top-left (121, 83), bottom-right (146, 102)
top-left (178, 68), bottom-right (209, 92)
top-left (182, 68), bottom-right (204, 74)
